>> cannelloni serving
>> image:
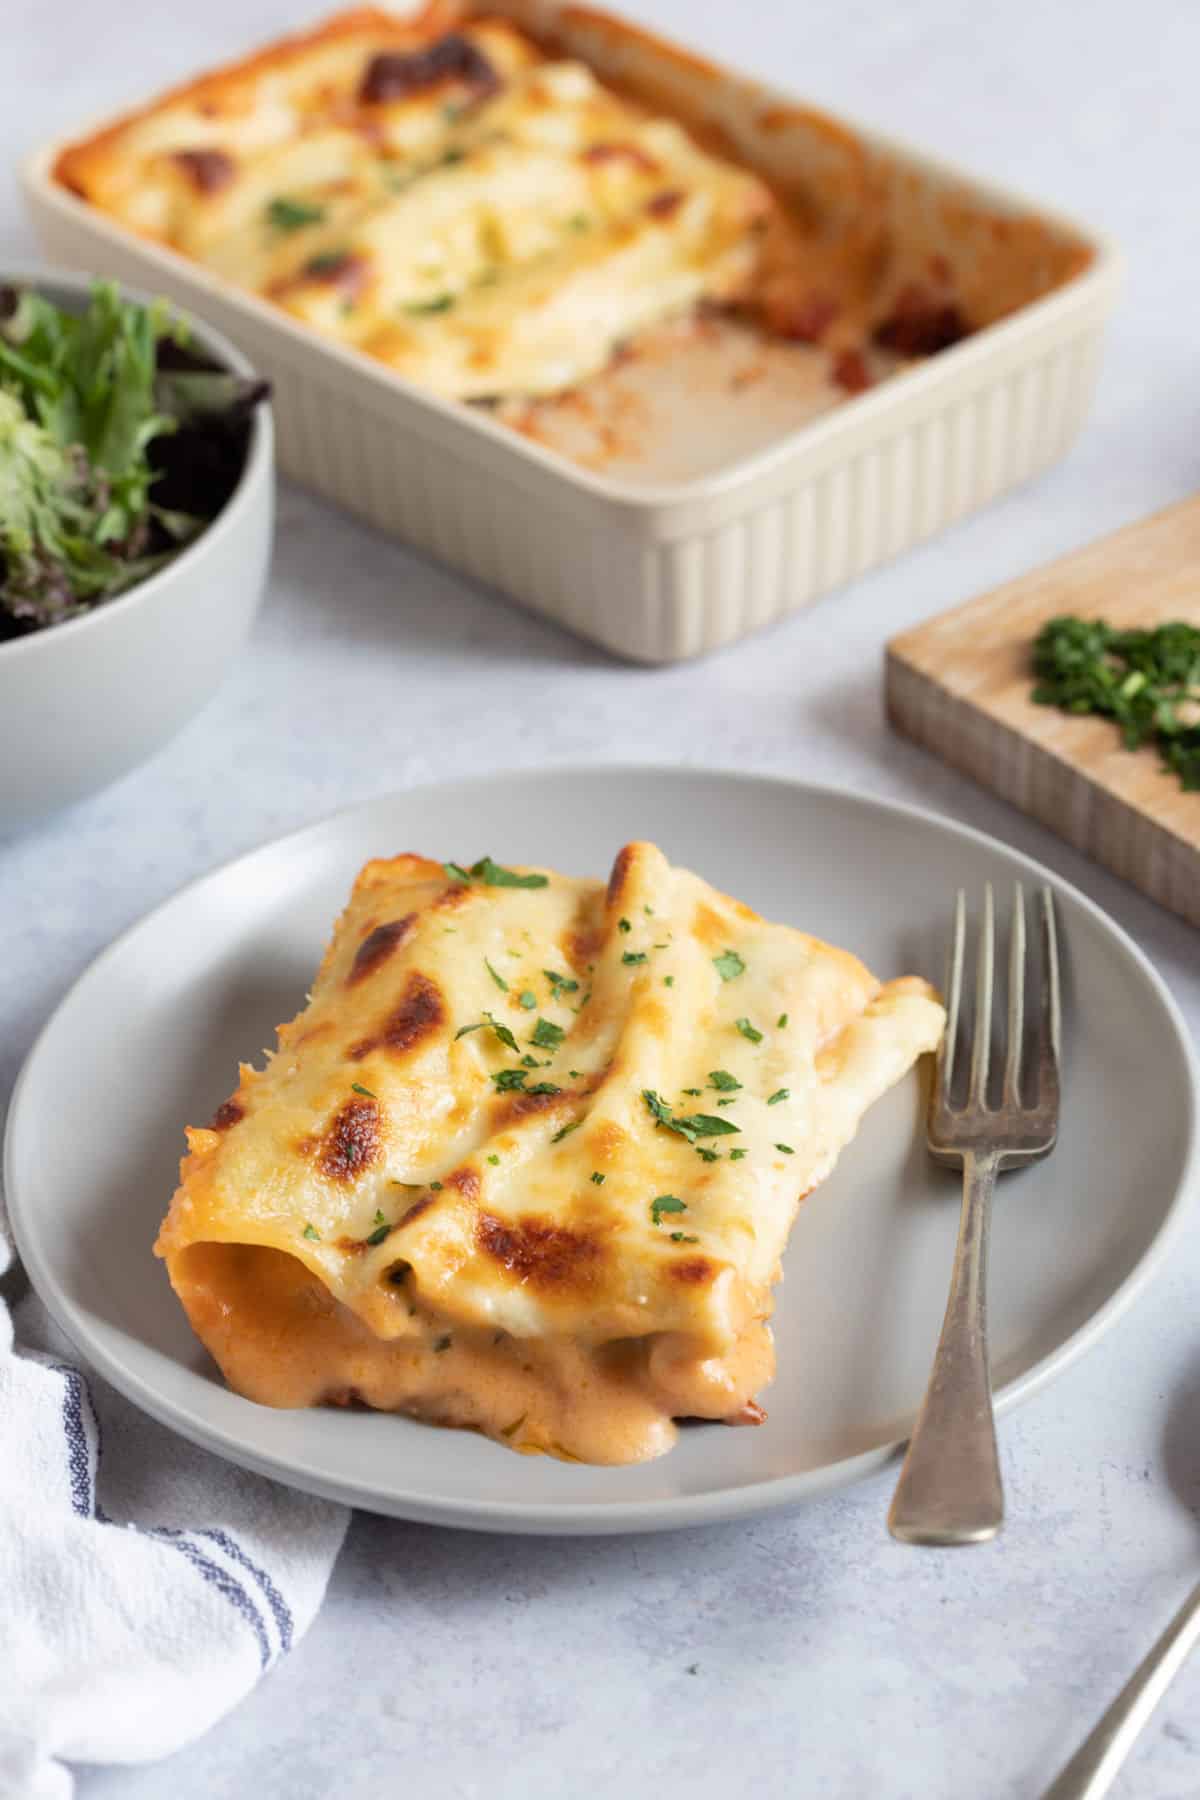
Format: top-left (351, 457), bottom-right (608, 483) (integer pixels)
top-left (157, 842), bottom-right (943, 1464)
top-left (55, 8), bottom-right (776, 401)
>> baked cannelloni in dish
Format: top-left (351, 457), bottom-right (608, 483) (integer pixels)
top-left (156, 843), bottom-right (944, 1465)
top-left (55, 8), bottom-right (776, 401)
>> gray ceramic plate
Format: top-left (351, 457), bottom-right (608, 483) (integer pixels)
top-left (7, 768), bottom-right (1197, 1534)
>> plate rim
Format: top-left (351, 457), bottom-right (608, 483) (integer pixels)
top-left (7, 762), bottom-right (1198, 1535)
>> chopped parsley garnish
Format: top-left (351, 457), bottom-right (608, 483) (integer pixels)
top-left (642, 1090), bottom-right (742, 1143)
top-left (664, 975), bottom-right (675, 987)
top-left (618, 917), bottom-right (632, 933)
top-left (520, 1054), bottom-right (540, 1068)
top-left (736, 1017), bottom-right (763, 1044)
top-left (453, 853), bottom-right (546, 889)
top-left (729, 1148), bottom-right (747, 1161)
top-left (650, 1195), bottom-right (687, 1226)
top-left (302, 1223), bottom-right (321, 1241)
top-left (551, 1121), bottom-right (581, 1144)
top-left (430, 1181), bottom-right (443, 1191)
top-left (531, 1017), bottom-right (566, 1049)
top-left (709, 1070), bottom-right (741, 1092)
top-left (767, 1088), bottom-right (789, 1106)
top-left (682, 1088), bottom-right (702, 1097)
top-left (484, 957), bottom-right (509, 991)
top-left (544, 969), bottom-right (579, 997)
top-left (487, 1154), bottom-right (500, 1165)
top-left (493, 1067), bottom-right (561, 1096)
top-left (267, 196), bottom-right (326, 231)
top-left (716, 1098), bottom-right (737, 1107)
top-left (483, 1012), bottom-right (519, 1052)
top-left (777, 1013), bottom-right (789, 1029)
top-left (454, 1022), bottom-right (483, 1040)
top-left (694, 1147), bottom-right (720, 1163)
top-left (590, 1171), bottom-right (605, 1185)
top-left (568, 212), bottom-right (590, 231)
top-left (518, 990), bottom-right (537, 1010)
top-left (351, 1082), bottom-right (376, 1099)
top-left (775, 1143), bottom-right (795, 1155)
top-left (1032, 616), bottom-right (1200, 791)
top-left (365, 1211), bottom-right (392, 1246)
top-left (622, 951), bottom-right (648, 966)
top-left (713, 949), bottom-right (746, 982)
top-left (405, 293), bottom-right (456, 315)
top-left (670, 1232), bottom-right (699, 1244)
top-left (433, 1334), bottom-right (453, 1352)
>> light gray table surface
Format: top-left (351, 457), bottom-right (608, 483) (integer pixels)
top-left (4, 2), bottom-right (1199, 1795)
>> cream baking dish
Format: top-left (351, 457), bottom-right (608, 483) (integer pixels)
top-left (22, 1), bottom-right (1122, 663)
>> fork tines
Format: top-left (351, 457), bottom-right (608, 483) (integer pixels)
top-left (933, 884), bottom-right (1060, 1157)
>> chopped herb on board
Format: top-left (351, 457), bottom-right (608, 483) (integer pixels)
top-left (650, 1195), bottom-right (686, 1226)
top-left (1032, 616), bottom-right (1200, 791)
top-left (713, 949), bottom-right (745, 982)
top-left (736, 1017), bottom-right (763, 1044)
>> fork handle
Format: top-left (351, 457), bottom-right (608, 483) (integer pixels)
top-left (1040, 1578), bottom-right (1200, 1799)
top-left (888, 1149), bottom-right (1003, 1545)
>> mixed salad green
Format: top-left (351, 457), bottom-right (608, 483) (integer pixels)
top-left (0, 280), bottom-right (267, 638)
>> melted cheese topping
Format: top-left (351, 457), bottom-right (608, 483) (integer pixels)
top-left (156, 841), bottom-right (944, 1465)
top-left (55, 10), bottom-right (771, 399)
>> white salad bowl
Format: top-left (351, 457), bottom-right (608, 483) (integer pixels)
top-left (0, 269), bottom-right (273, 833)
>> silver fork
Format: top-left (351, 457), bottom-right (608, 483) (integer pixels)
top-left (888, 883), bottom-right (1061, 1546)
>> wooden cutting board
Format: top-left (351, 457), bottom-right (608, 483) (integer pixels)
top-left (886, 494), bottom-right (1200, 927)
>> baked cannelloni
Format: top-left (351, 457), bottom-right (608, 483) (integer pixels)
top-left (55, 8), bottom-right (773, 400)
top-left (156, 843), bottom-right (944, 1465)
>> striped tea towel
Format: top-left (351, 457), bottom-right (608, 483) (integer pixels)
top-left (0, 1192), bottom-right (349, 1800)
